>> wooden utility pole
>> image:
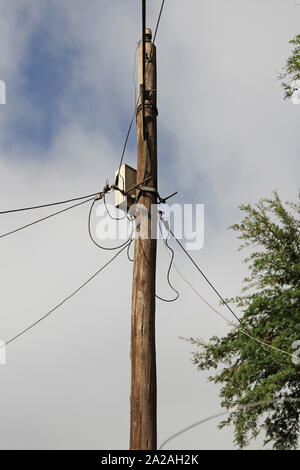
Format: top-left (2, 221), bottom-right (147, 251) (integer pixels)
top-left (130, 25), bottom-right (158, 450)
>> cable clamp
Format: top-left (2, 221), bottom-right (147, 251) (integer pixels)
top-left (94, 182), bottom-right (111, 201)
top-left (136, 101), bottom-right (158, 117)
top-left (138, 188), bottom-right (178, 204)
top-left (103, 183), bottom-right (110, 194)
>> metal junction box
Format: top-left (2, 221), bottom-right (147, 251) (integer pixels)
top-left (115, 164), bottom-right (137, 211)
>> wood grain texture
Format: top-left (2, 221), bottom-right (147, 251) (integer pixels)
top-left (130, 34), bottom-right (158, 450)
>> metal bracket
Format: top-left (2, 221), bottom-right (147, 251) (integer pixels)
top-left (137, 102), bottom-right (158, 117)
top-left (159, 191), bottom-right (178, 204)
top-left (139, 186), bottom-right (157, 193)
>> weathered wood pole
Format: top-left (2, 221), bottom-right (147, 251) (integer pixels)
top-left (130, 27), bottom-right (158, 450)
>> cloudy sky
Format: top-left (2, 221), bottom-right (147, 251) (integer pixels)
top-left (0, 0), bottom-right (299, 450)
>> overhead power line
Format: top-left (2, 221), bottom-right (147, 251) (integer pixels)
top-left (169, 229), bottom-right (244, 327)
top-left (156, 220), bottom-right (179, 303)
top-left (170, 252), bottom-right (299, 362)
top-left (0, 192), bottom-right (102, 215)
top-left (152, 0), bottom-right (166, 45)
top-left (0, 242), bottom-right (130, 350)
top-left (0, 197), bottom-right (95, 240)
top-left (162, 221), bottom-right (299, 362)
top-left (0, 184), bottom-right (114, 241)
top-left (115, 111), bottom-right (136, 185)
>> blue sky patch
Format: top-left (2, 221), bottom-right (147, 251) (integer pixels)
top-left (8, 12), bottom-right (80, 152)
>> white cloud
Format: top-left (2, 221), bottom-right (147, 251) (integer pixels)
top-left (0, 0), bottom-right (298, 450)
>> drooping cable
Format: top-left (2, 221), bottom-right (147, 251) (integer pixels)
top-left (125, 215), bottom-right (179, 302)
top-left (104, 181), bottom-right (134, 222)
top-left (88, 198), bottom-right (134, 251)
top-left (0, 242), bottom-right (130, 349)
top-left (127, 236), bottom-right (135, 262)
top-left (156, 219), bottom-right (179, 303)
top-left (104, 193), bottom-right (127, 222)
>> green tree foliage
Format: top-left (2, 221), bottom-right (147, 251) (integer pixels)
top-left (189, 193), bottom-right (300, 449)
top-left (280, 34), bottom-right (300, 99)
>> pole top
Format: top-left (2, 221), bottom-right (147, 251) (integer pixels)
top-left (145, 28), bottom-right (152, 42)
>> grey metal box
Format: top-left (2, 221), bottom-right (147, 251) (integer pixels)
top-left (115, 164), bottom-right (137, 211)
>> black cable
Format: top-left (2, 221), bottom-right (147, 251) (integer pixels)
top-left (159, 397), bottom-right (300, 450)
top-left (152, 0), bottom-right (166, 45)
top-left (126, 215), bottom-right (179, 303)
top-left (1, 242), bottom-right (129, 349)
top-left (115, 110), bottom-right (136, 186)
top-left (159, 411), bottom-right (227, 450)
top-left (0, 192), bottom-right (101, 215)
top-left (0, 197), bottom-right (94, 240)
top-left (142, 0), bottom-right (146, 89)
top-left (156, 220), bottom-right (179, 303)
top-left (126, 237), bottom-right (135, 262)
top-left (142, 0), bottom-right (147, 141)
top-left (88, 199), bottom-right (134, 251)
top-left (104, 193), bottom-right (128, 222)
top-left (169, 230), bottom-right (245, 327)
top-left (104, 184), bottom-right (134, 223)
top-left (133, 42), bottom-right (140, 104)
